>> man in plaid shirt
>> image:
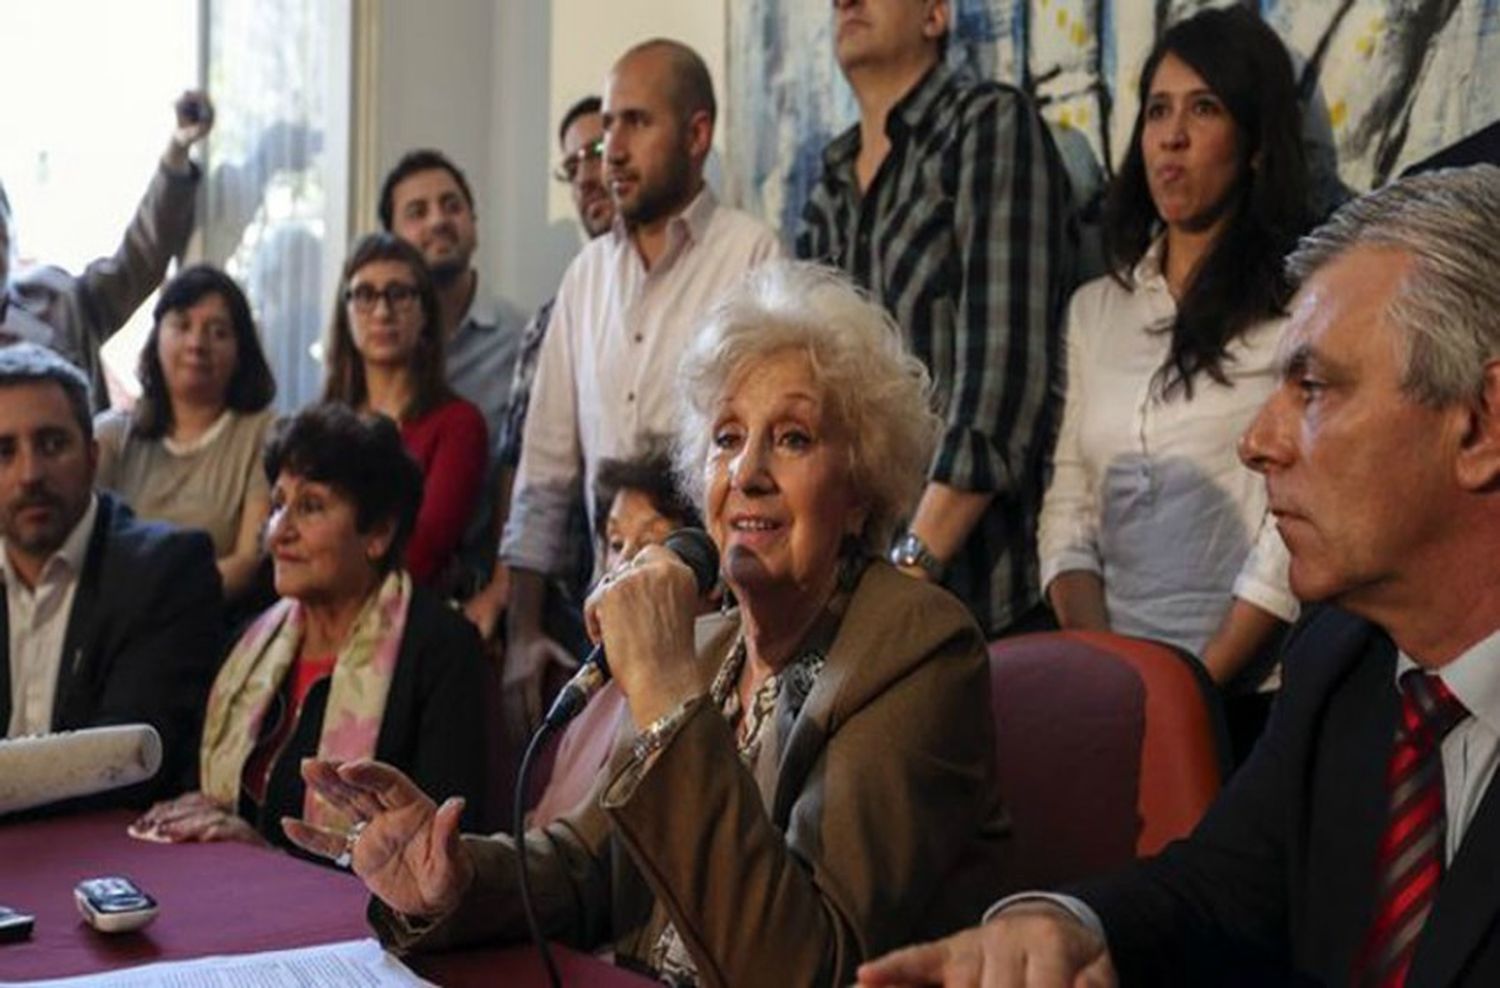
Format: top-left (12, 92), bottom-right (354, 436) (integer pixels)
top-left (798, 0), bottom-right (1075, 636)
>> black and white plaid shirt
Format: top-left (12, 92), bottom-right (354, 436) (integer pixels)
top-left (496, 297), bottom-right (553, 471)
top-left (797, 62), bottom-right (1076, 635)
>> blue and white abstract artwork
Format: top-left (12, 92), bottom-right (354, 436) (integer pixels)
top-left (725, 0), bottom-right (1500, 240)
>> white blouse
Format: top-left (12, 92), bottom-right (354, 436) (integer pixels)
top-left (1039, 241), bottom-right (1299, 659)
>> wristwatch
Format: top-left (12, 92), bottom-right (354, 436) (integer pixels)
top-left (889, 531), bottom-right (944, 579)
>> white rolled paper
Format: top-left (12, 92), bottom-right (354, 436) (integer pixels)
top-left (0, 723), bottom-right (162, 814)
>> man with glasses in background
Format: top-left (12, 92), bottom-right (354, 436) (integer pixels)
top-left (463, 95), bottom-right (615, 641)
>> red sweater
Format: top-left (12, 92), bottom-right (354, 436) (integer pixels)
top-left (400, 398), bottom-right (488, 585)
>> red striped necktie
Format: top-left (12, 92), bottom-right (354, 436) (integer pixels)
top-left (1353, 669), bottom-right (1470, 987)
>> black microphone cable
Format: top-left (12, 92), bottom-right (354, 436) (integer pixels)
top-left (515, 719), bottom-right (564, 987)
top-left (513, 528), bottom-right (717, 987)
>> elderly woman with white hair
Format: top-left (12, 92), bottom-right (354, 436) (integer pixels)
top-left (283, 260), bottom-right (1009, 986)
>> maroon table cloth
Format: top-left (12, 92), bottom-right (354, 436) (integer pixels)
top-left (0, 810), bottom-right (648, 986)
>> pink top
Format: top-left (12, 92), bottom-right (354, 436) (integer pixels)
top-left (531, 684), bottom-right (629, 827)
top-left (400, 397), bottom-right (488, 585)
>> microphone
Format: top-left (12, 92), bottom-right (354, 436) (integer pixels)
top-left (0, 724), bottom-right (162, 815)
top-left (543, 528), bottom-right (719, 729)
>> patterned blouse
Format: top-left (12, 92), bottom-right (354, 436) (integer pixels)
top-left (648, 633), bottom-right (829, 985)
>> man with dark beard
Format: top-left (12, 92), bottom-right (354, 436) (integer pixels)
top-left (0, 343), bottom-right (222, 806)
top-left (499, 39), bottom-right (780, 725)
top-left (379, 149), bottom-right (526, 588)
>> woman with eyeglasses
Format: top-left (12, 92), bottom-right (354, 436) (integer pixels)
top-left (322, 233), bottom-right (488, 590)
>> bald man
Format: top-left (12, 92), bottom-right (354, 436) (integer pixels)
top-left (500, 40), bottom-right (781, 725)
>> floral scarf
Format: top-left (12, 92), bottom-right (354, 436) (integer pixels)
top-left (199, 570), bottom-right (411, 829)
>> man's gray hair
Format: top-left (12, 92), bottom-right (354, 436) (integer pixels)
top-left (0, 342), bottom-right (95, 441)
top-left (1287, 164), bottom-right (1500, 406)
top-left (674, 260), bottom-right (939, 554)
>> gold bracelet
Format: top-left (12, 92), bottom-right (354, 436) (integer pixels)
top-left (631, 697), bottom-right (698, 763)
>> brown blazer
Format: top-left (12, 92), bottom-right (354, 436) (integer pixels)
top-left (374, 561), bottom-right (1010, 986)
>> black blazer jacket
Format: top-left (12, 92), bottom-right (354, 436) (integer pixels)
top-left (0, 492), bottom-right (225, 807)
top-left (1078, 606), bottom-right (1500, 987)
top-left (237, 585), bottom-right (489, 853)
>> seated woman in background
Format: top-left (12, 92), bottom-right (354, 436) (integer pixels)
top-left (285, 261), bottom-right (1010, 984)
top-left (132, 404), bottom-right (488, 855)
top-left (527, 442), bottom-right (702, 828)
top-left (94, 265), bottom-right (276, 602)
top-left (323, 232), bottom-right (487, 589)
top-left (1039, 6), bottom-right (1310, 711)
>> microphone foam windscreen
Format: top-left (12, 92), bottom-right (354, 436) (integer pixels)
top-left (0, 723), bottom-right (162, 815)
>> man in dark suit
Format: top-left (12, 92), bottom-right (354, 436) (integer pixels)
top-left (858, 164), bottom-right (1500, 987)
top-left (0, 343), bottom-right (223, 806)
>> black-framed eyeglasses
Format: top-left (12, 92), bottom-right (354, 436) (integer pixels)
top-left (553, 138), bottom-right (605, 183)
top-left (344, 282), bottom-right (420, 313)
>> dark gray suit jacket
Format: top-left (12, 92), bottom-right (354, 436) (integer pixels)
top-left (0, 492), bottom-right (224, 808)
top-left (1078, 606), bottom-right (1500, 987)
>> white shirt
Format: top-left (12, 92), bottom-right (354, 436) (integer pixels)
top-left (3, 495), bottom-right (98, 737)
top-left (1038, 241), bottom-right (1298, 658)
top-left (501, 187), bottom-right (782, 575)
top-left (1398, 633), bottom-right (1500, 862)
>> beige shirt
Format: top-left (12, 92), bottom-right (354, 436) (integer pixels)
top-left (93, 408), bottom-right (273, 557)
top-left (500, 187), bottom-right (782, 575)
top-left (3, 495), bottom-right (99, 736)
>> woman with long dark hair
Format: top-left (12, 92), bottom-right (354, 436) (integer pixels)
top-left (322, 233), bottom-right (487, 589)
top-left (1039, 7), bottom-right (1311, 695)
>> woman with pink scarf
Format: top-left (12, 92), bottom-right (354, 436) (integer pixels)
top-left (132, 403), bottom-right (488, 858)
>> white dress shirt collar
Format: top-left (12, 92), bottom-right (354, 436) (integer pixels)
top-left (608, 184), bottom-right (719, 260)
top-left (1398, 627), bottom-right (1500, 739)
top-left (1128, 234), bottom-right (1169, 291)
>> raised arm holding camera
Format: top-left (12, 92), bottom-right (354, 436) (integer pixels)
top-left (0, 90), bottom-right (214, 406)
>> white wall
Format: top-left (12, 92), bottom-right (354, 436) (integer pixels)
top-left (368, 0), bottom-right (729, 314)
top-left (546, 0), bottom-right (728, 227)
top-left (367, 0), bottom-right (497, 289)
